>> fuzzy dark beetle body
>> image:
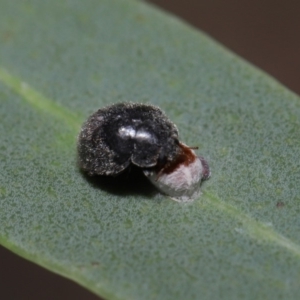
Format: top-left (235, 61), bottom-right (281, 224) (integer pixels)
top-left (78, 102), bottom-right (210, 202)
top-left (78, 103), bottom-right (180, 176)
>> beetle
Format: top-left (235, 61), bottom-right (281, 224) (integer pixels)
top-left (78, 102), bottom-right (210, 202)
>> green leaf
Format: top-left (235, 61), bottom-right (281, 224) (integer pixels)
top-left (1, 0), bottom-right (300, 299)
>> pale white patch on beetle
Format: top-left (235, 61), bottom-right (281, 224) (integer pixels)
top-left (135, 130), bottom-right (153, 141)
top-left (118, 126), bottom-right (136, 139)
top-left (144, 146), bottom-right (209, 203)
top-left (118, 126), bottom-right (154, 142)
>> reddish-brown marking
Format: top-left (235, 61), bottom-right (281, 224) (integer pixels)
top-left (161, 143), bottom-right (196, 175)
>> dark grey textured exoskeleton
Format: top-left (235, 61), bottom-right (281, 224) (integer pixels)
top-left (77, 103), bottom-right (180, 176)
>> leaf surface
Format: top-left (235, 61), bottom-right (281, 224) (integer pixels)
top-left (1, 0), bottom-right (300, 299)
